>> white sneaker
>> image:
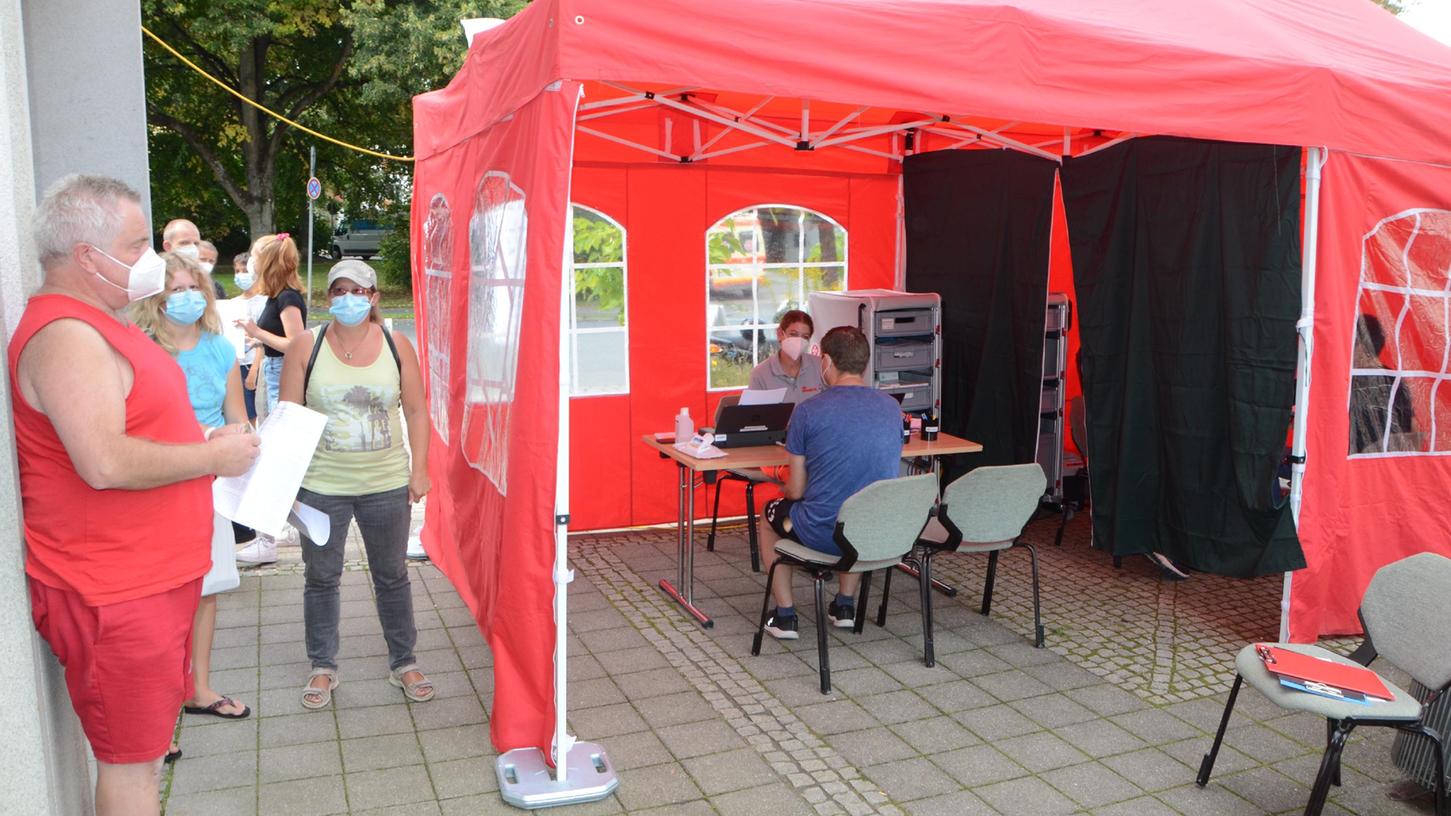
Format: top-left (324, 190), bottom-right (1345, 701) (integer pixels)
top-left (406, 527), bottom-right (429, 560)
top-left (278, 524), bottom-right (300, 547)
top-left (236, 536), bottom-right (278, 565)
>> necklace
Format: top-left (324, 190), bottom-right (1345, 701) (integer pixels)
top-left (334, 325), bottom-right (369, 360)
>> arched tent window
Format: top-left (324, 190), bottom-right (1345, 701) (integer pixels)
top-left (705, 205), bottom-right (847, 389)
top-left (1350, 208), bottom-right (1451, 456)
top-left (569, 205), bottom-right (629, 396)
top-left (422, 192), bottom-right (453, 442)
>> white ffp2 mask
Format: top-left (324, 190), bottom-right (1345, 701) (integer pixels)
top-left (90, 245), bottom-right (166, 302)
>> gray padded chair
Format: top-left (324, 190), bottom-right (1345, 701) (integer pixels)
top-left (705, 393), bottom-right (782, 572)
top-left (877, 464), bottom-right (1047, 666)
top-left (1197, 552), bottom-right (1451, 816)
top-left (750, 474), bottom-right (939, 694)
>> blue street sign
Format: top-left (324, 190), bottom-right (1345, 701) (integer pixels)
top-left (306, 177), bottom-right (321, 200)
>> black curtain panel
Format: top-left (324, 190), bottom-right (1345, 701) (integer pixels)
top-left (1061, 136), bottom-right (1304, 577)
top-left (904, 149), bottom-right (1058, 482)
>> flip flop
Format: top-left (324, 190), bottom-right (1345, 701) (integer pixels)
top-left (388, 664), bottom-right (436, 702)
top-left (164, 747), bottom-right (182, 763)
top-left (301, 668), bottom-right (339, 710)
top-left (183, 696), bottom-right (251, 719)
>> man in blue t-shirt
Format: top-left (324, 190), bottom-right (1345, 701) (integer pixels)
top-left (759, 326), bottom-right (905, 639)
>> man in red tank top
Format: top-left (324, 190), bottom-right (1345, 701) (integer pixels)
top-left (10, 175), bottom-right (259, 816)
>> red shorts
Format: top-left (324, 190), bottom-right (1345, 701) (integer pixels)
top-left (29, 577), bottom-right (200, 764)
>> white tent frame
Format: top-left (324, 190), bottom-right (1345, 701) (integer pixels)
top-left (532, 81), bottom-right (1325, 798)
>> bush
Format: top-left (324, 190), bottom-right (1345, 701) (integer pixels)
top-left (376, 210), bottom-right (412, 292)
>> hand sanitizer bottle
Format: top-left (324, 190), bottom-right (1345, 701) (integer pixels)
top-left (675, 407), bottom-right (694, 442)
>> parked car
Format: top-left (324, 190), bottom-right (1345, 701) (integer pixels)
top-left (329, 218), bottom-right (387, 259)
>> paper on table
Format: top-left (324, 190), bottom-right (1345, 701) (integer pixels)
top-left (288, 501), bottom-right (330, 546)
top-left (739, 387), bottom-right (786, 406)
top-left (214, 297), bottom-right (250, 360)
top-left (213, 401), bottom-right (327, 537)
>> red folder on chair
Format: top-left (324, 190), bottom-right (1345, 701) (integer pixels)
top-left (1255, 644), bottom-right (1394, 701)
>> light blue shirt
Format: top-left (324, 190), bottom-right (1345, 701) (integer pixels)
top-left (174, 331), bottom-right (235, 429)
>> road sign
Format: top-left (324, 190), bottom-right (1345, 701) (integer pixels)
top-left (307, 176), bottom-right (321, 200)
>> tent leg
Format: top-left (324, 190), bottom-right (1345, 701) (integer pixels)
top-left (1284, 146), bottom-right (1325, 643)
top-left (498, 105), bottom-right (619, 808)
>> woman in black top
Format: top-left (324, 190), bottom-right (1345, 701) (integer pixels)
top-left (238, 233), bottom-right (307, 416)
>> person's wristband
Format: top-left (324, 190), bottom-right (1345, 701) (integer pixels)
top-left (204, 426), bottom-right (217, 441)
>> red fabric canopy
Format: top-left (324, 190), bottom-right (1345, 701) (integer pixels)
top-left (417, 0), bottom-right (1451, 166)
top-left (412, 0), bottom-right (1451, 756)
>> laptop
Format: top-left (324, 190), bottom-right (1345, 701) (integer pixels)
top-left (711, 403), bottom-right (795, 448)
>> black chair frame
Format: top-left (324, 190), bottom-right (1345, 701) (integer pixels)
top-left (1197, 619), bottom-right (1448, 816)
top-left (877, 502), bottom-right (1044, 668)
top-left (706, 470), bottom-right (764, 573)
top-left (751, 522), bottom-right (901, 695)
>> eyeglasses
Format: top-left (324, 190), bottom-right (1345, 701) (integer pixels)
top-left (329, 286), bottom-right (373, 297)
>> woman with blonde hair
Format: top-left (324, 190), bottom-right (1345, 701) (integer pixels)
top-left (235, 234), bottom-right (307, 565)
top-left (237, 233), bottom-right (306, 415)
top-left (132, 252), bottom-right (252, 731)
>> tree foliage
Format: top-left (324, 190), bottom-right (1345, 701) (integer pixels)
top-left (143, 0), bottom-right (522, 261)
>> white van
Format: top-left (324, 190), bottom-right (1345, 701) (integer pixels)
top-left (329, 218), bottom-right (387, 259)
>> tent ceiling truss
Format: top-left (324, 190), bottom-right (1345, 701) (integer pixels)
top-left (578, 81), bottom-right (1134, 165)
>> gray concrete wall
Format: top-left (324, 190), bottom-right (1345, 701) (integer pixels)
top-left (22, 0), bottom-right (152, 218)
top-left (0, 0), bottom-right (154, 813)
top-left (0, 2), bottom-right (93, 813)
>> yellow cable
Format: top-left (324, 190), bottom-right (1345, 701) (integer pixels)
top-left (141, 25), bottom-right (414, 163)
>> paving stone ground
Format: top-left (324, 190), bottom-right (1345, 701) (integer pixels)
top-left (160, 505), bottom-right (1439, 815)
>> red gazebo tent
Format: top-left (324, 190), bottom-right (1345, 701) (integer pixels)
top-left (410, 0), bottom-right (1451, 773)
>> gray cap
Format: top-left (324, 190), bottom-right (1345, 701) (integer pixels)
top-left (327, 259), bottom-right (378, 290)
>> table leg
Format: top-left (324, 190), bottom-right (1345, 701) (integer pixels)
top-left (659, 462), bottom-right (714, 628)
top-left (899, 453), bottom-right (957, 596)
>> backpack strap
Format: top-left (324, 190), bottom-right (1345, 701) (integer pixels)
top-left (381, 325), bottom-right (402, 374)
top-left (302, 324), bottom-right (327, 406)
top-left (302, 322), bottom-right (402, 407)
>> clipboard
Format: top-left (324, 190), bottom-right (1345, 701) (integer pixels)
top-left (1255, 644), bottom-right (1393, 701)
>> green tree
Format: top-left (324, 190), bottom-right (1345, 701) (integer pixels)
top-left (143, 0), bottom-right (522, 242)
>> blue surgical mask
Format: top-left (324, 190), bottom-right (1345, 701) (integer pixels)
top-left (235, 272), bottom-right (255, 291)
top-left (329, 294), bottom-right (372, 326)
top-left (164, 290), bottom-right (207, 325)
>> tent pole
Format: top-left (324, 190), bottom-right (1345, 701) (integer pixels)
top-left (1284, 146), bottom-right (1325, 642)
top-left (552, 201), bottom-right (575, 784)
top-left (497, 85), bottom-right (617, 810)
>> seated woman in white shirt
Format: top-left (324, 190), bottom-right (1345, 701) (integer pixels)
top-left (748, 310), bottom-right (824, 404)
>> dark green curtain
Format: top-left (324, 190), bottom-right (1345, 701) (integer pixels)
top-left (904, 149), bottom-right (1059, 482)
top-left (1061, 137), bottom-right (1305, 577)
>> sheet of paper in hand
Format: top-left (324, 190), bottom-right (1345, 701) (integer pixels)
top-left (213, 401), bottom-right (327, 536)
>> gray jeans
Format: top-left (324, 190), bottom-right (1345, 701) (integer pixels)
top-left (298, 486), bottom-right (417, 672)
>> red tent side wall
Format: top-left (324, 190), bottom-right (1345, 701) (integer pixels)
top-left (1292, 151), bottom-right (1451, 641)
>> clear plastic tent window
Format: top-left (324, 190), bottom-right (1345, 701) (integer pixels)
top-left (424, 192), bottom-right (454, 443)
top-left (464, 171), bottom-right (528, 492)
top-left (705, 205), bottom-right (847, 389)
top-left (1350, 209), bottom-right (1451, 456)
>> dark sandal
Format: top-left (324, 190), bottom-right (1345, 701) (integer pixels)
top-left (183, 696), bottom-right (251, 719)
top-left (165, 746), bottom-right (182, 763)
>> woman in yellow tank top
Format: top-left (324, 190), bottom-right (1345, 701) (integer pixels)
top-left (278, 260), bottom-right (434, 710)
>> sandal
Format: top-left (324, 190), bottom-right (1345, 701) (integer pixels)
top-left (388, 664), bottom-right (436, 702)
top-left (300, 668), bottom-right (338, 710)
top-left (183, 695), bottom-right (251, 719)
